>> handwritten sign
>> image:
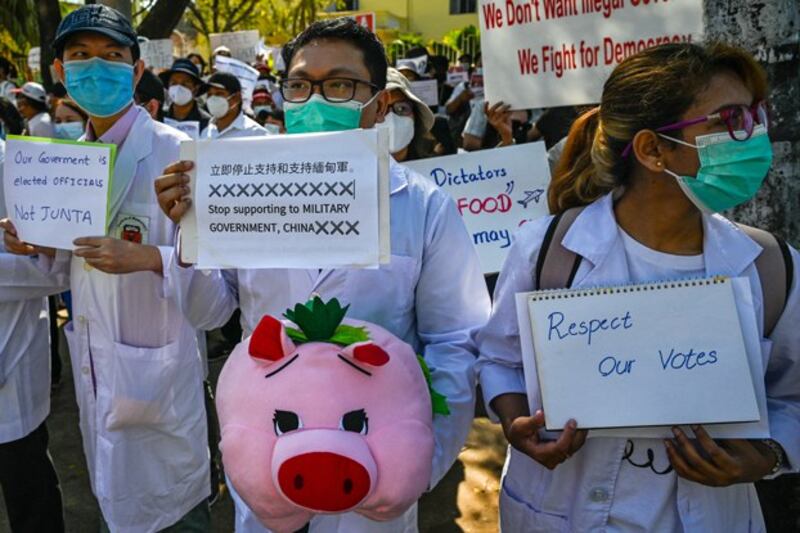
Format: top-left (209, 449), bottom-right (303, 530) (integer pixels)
top-left (164, 118), bottom-right (200, 140)
top-left (405, 143), bottom-right (550, 273)
top-left (478, 0), bottom-right (703, 108)
top-left (180, 128), bottom-right (391, 269)
top-left (210, 30), bottom-right (260, 64)
top-left (3, 135), bottom-right (115, 249)
top-left (446, 66), bottom-right (469, 86)
top-left (409, 79), bottom-right (439, 106)
top-left (519, 277), bottom-right (760, 432)
top-left (213, 55), bottom-right (259, 103)
top-left (140, 39), bottom-right (174, 70)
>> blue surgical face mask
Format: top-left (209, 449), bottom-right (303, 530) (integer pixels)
top-left (55, 120), bottom-right (85, 140)
top-left (659, 125), bottom-right (773, 213)
top-left (284, 93), bottom-right (378, 134)
top-left (63, 57), bottom-right (135, 118)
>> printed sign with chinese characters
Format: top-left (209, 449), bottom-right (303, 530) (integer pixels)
top-left (180, 129), bottom-right (390, 269)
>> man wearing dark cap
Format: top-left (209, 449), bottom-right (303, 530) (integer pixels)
top-left (134, 68), bottom-right (166, 122)
top-left (201, 72), bottom-right (266, 139)
top-left (160, 58), bottom-right (210, 132)
top-left (2, 5), bottom-right (211, 531)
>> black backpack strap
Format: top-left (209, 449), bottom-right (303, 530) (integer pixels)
top-left (535, 207), bottom-right (585, 290)
top-left (738, 224), bottom-right (794, 337)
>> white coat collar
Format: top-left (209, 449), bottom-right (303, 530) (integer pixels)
top-left (108, 108), bottom-right (154, 221)
top-left (389, 158), bottom-right (409, 195)
top-left (562, 192), bottom-right (762, 280)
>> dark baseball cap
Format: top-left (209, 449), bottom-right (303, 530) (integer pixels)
top-left (207, 72), bottom-right (241, 95)
top-left (159, 58), bottom-right (205, 88)
top-left (53, 5), bottom-right (139, 59)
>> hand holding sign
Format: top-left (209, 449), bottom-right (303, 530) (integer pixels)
top-left (154, 161), bottom-right (193, 224)
top-left (73, 235), bottom-right (164, 274)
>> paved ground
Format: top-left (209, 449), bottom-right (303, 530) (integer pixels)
top-left (0, 326), bottom-right (505, 533)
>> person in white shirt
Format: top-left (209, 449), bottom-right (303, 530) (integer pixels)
top-left (3, 6), bottom-right (211, 531)
top-left (13, 82), bottom-right (55, 138)
top-left (200, 72), bottom-right (267, 140)
top-left (0, 137), bottom-right (69, 533)
top-left (476, 42), bottom-right (799, 532)
top-left (155, 17), bottom-right (491, 533)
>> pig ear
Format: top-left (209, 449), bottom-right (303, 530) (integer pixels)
top-left (249, 315), bottom-right (296, 363)
top-left (342, 341), bottom-right (390, 367)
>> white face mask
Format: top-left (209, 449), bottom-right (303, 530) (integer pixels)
top-left (264, 122), bottom-right (281, 135)
top-left (55, 120), bottom-right (85, 140)
top-left (206, 95), bottom-right (233, 119)
top-left (384, 111), bottom-right (415, 154)
top-left (168, 84), bottom-right (194, 106)
top-left (253, 104), bottom-right (273, 115)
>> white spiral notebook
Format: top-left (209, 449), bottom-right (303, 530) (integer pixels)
top-left (516, 277), bottom-right (764, 434)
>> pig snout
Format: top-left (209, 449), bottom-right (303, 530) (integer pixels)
top-left (272, 429), bottom-right (378, 513)
top-left (278, 451), bottom-right (370, 512)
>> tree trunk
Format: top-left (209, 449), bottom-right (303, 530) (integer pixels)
top-left (97, 0), bottom-right (132, 20)
top-left (704, 3), bottom-right (800, 530)
top-left (36, 0), bottom-right (61, 90)
top-left (137, 0), bottom-right (191, 39)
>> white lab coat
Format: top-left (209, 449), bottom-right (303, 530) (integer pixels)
top-left (476, 193), bottom-right (800, 532)
top-left (27, 111), bottom-right (55, 138)
top-left (200, 111), bottom-right (268, 139)
top-left (42, 110), bottom-right (210, 532)
top-left (169, 159), bottom-right (492, 532)
top-left (0, 139), bottom-right (69, 443)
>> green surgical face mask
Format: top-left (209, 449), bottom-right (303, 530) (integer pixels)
top-left (284, 93), bottom-right (378, 134)
top-left (660, 125), bottom-right (773, 213)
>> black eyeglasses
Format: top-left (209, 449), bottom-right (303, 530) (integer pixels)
top-left (279, 77), bottom-right (379, 104)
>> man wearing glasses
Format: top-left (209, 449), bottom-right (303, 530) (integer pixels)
top-left (155, 17), bottom-right (491, 532)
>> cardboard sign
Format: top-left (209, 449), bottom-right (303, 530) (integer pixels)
top-left (405, 143), bottom-right (550, 274)
top-left (3, 136), bottom-right (115, 249)
top-left (213, 55), bottom-right (259, 103)
top-left (139, 39), bottom-right (174, 70)
top-left (210, 30), bottom-right (260, 64)
top-left (478, 0), bottom-right (703, 108)
top-left (518, 277), bottom-right (761, 433)
top-left (180, 128), bottom-right (391, 269)
top-left (164, 118), bottom-right (200, 140)
top-left (409, 79), bottom-right (439, 106)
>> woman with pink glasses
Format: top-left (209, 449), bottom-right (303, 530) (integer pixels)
top-left (476, 42), bottom-right (798, 532)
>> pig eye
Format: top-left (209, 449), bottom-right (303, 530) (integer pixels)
top-left (273, 410), bottom-right (302, 436)
top-left (340, 409), bottom-right (368, 435)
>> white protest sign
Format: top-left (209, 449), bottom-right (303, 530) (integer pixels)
top-left (519, 277), bottom-right (760, 433)
top-left (446, 66), bottom-right (469, 86)
top-left (397, 56), bottom-right (428, 77)
top-left (405, 143), bottom-right (550, 273)
top-left (164, 118), bottom-right (200, 140)
top-left (478, 0), bottom-right (703, 108)
top-left (181, 128), bottom-right (390, 269)
top-left (409, 79), bottom-right (439, 106)
top-left (27, 47), bottom-right (41, 71)
top-left (139, 38), bottom-right (174, 70)
top-left (213, 55), bottom-right (259, 103)
top-left (211, 30), bottom-right (260, 64)
top-left (3, 135), bottom-right (115, 250)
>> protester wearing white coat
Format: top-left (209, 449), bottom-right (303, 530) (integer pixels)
top-left (476, 193), bottom-right (800, 532)
top-left (0, 137), bottom-right (69, 532)
top-left (33, 104), bottom-right (210, 532)
top-left (166, 159), bottom-right (491, 532)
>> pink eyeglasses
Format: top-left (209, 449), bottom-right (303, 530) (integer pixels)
top-left (621, 100), bottom-right (769, 158)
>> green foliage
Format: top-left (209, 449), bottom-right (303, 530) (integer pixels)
top-left (417, 355), bottom-right (451, 416)
top-left (284, 297), bottom-right (350, 342)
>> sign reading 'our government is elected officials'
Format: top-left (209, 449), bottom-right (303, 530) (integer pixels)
top-left (478, 0), bottom-right (703, 109)
top-left (180, 129), bottom-right (390, 269)
top-left (3, 135), bottom-right (115, 250)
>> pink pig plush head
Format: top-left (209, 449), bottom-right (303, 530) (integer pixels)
top-left (216, 298), bottom-right (436, 533)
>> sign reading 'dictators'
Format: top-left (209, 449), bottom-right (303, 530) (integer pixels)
top-left (478, 0), bottom-right (703, 109)
top-left (406, 143), bottom-right (550, 274)
top-left (180, 129), bottom-right (390, 269)
top-left (3, 135), bottom-right (115, 250)
top-left (518, 277), bottom-right (761, 434)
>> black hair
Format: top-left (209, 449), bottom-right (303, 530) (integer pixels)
top-left (282, 17), bottom-right (388, 89)
top-left (0, 97), bottom-right (25, 135)
top-left (405, 47), bottom-right (429, 59)
top-left (187, 53), bottom-right (206, 71)
top-left (18, 94), bottom-right (48, 114)
top-left (0, 57), bottom-right (17, 78)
